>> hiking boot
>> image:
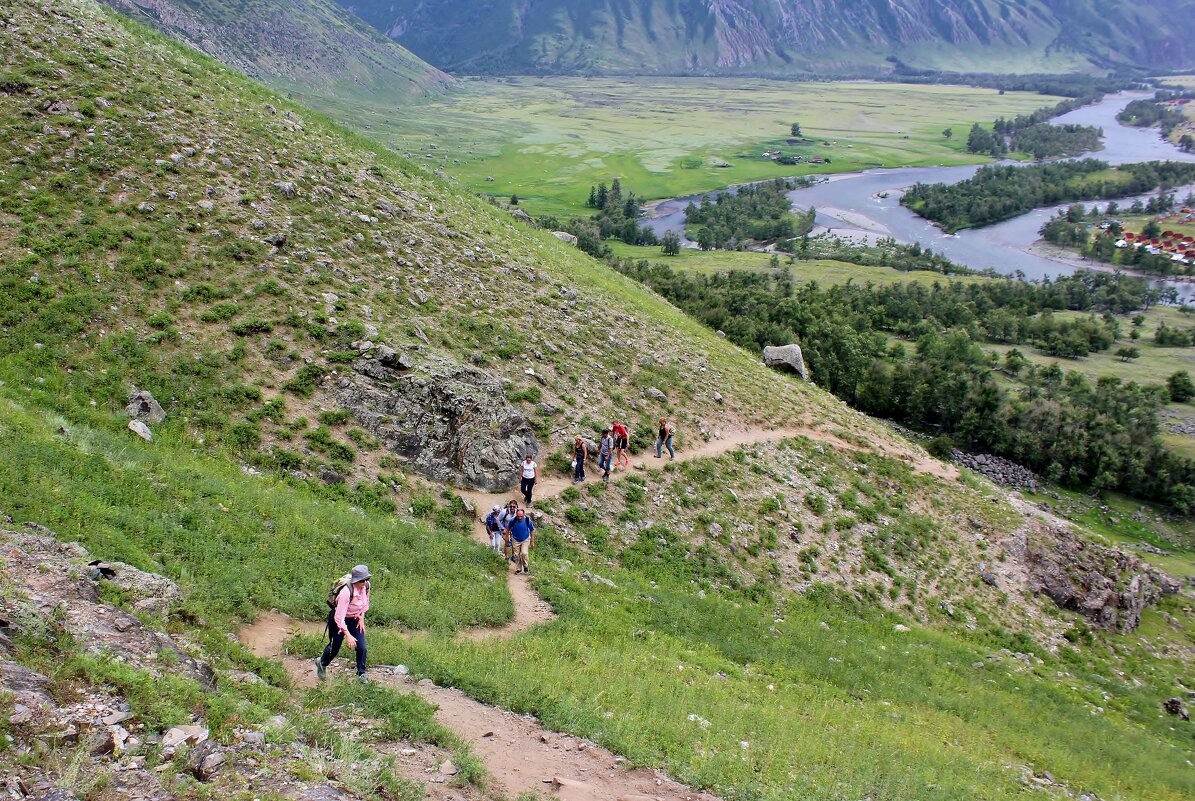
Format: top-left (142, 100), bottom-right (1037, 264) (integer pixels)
top-left (315, 659), bottom-right (326, 681)
top-left (357, 674), bottom-right (370, 685)
top-left (514, 569), bottom-right (522, 575)
top-left (524, 566), bottom-right (531, 575)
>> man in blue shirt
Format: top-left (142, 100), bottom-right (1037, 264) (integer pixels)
top-left (504, 508), bottom-right (535, 575)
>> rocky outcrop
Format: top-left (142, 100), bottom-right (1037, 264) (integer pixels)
top-left (551, 231), bottom-right (578, 246)
top-left (0, 525), bottom-right (213, 687)
top-left (334, 355), bottom-right (538, 491)
top-left (125, 389), bottom-right (166, 424)
top-left (762, 344), bottom-right (809, 381)
top-left (1001, 523), bottom-right (1181, 632)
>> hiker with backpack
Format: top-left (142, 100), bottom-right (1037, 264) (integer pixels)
top-left (316, 564), bottom-right (371, 682)
top-left (498, 500), bottom-right (520, 562)
top-left (611, 419), bottom-right (630, 469)
top-left (518, 453), bottom-right (538, 505)
top-left (656, 418), bottom-right (675, 460)
top-left (598, 428), bottom-right (614, 482)
top-left (504, 507), bottom-right (535, 575)
top-left (572, 435), bottom-right (588, 483)
top-left (484, 505), bottom-right (505, 555)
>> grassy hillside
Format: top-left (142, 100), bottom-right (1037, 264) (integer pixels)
top-left (98, 0), bottom-right (453, 101)
top-left (3, 2), bottom-right (1193, 801)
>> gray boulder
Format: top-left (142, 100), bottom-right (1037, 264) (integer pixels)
top-left (333, 358), bottom-right (538, 491)
top-left (125, 389), bottom-right (166, 424)
top-left (127, 420), bottom-right (153, 442)
top-left (551, 231), bottom-right (579, 246)
top-left (762, 344), bottom-right (810, 381)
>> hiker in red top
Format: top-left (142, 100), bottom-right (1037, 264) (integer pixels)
top-left (611, 419), bottom-right (630, 469)
top-left (317, 564), bottom-right (371, 682)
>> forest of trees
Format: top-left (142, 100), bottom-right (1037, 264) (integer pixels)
top-left (684, 180), bottom-right (811, 250)
top-left (965, 121), bottom-right (1102, 160)
top-left (586, 179), bottom-right (658, 245)
top-left (1118, 92), bottom-right (1195, 149)
top-left (534, 178), bottom-right (658, 258)
top-left (963, 89), bottom-right (1108, 159)
top-left (613, 260), bottom-right (1195, 510)
top-left (902, 160), bottom-right (1195, 231)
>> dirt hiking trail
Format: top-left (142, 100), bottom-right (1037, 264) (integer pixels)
top-left (238, 424), bottom-right (952, 800)
top-left (457, 422), bottom-right (955, 637)
top-left (240, 612), bottom-right (723, 801)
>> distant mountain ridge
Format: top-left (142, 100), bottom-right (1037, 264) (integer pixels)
top-left (339, 0), bottom-right (1195, 76)
top-left (99, 0), bottom-right (453, 100)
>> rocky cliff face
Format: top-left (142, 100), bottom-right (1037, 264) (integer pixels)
top-left (1000, 522), bottom-right (1182, 632)
top-left (340, 0), bottom-right (1195, 75)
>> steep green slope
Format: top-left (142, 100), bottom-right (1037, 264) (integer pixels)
top-left (98, 0), bottom-right (452, 101)
top-left (2, 3), bottom-right (1193, 801)
top-left (341, 0), bottom-right (1195, 76)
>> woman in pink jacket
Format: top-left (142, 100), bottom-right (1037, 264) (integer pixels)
top-left (316, 564), bottom-right (371, 681)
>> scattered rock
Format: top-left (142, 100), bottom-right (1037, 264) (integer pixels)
top-left (162, 725), bottom-right (209, 750)
top-left (762, 344), bottom-right (810, 381)
top-left (439, 759), bottom-right (458, 776)
top-left (952, 451), bottom-right (1042, 492)
top-left (274, 181), bottom-right (297, 199)
top-left (127, 420), bottom-right (153, 442)
top-left (642, 386), bottom-right (667, 402)
top-left (1163, 697), bottom-right (1190, 721)
top-left (187, 740), bottom-right (226, 781)
top-left (551, 231), bottom-right (579, 246)
top-left (125, 389), bottom-right (166, 424)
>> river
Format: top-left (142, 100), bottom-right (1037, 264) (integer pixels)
top-left (644, 91), bottom-right (1195, 299)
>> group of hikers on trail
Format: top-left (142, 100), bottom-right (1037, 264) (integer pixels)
top-left (515, 418), bottom-right (676, 501)
top-left (484, 499), bottom-right (536, 574)
top-left (315, 418), bottom-right (678, 680)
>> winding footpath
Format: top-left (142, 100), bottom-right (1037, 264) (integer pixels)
top-left (239, 423), bottom-right (954, 800)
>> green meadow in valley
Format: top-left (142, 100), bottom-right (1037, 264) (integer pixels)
top-left (297, 77), bottom-right (1062, 216)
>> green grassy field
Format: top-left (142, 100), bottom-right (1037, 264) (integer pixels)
top-left (294, 78), bottom-right (1061, 217)
top-left (608, 242), bottom-right (994, 287)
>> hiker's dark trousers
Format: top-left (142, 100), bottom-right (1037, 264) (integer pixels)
top-left (321, 613), bottom-right (366, 676)
top-left (520, 476), bottom-right (535, 504)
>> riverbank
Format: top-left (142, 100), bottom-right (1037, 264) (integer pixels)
top-left (644, 92), bottom-right (1195, 299)
top-left (1027, 240), bottom-right (1195, 285)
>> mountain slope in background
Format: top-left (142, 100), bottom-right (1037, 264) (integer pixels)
top-left (98, 0), bottom-right (453, 100)
top-left (341, 0), bottom-right (1195, 76)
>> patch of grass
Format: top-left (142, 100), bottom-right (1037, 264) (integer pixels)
top-left (0, 397), bottom-right (510, 631)
top-left (376, 537), bottom-right (1194, 801)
